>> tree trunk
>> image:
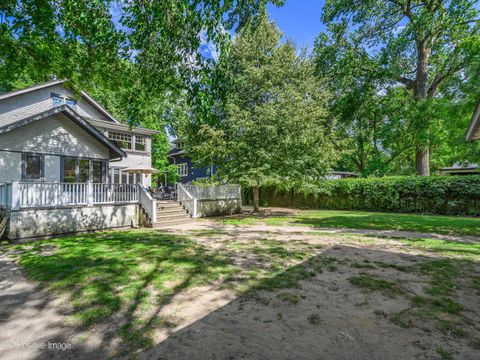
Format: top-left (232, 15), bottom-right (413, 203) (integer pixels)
top-left (414, 40), bottom-right (431, 176)
top-left (415, 146), bottom-right (430, 176)
top-left (252, 186), bottom-right (260, 213)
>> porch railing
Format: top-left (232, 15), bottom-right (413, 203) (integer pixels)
top-left (3, 180), bottom-right (139, 210)
top-left (177, 183), bottom-right (197, 218)
top-left (139, 185), bottom-right (157, 222)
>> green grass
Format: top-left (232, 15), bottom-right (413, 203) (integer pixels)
top-left (348, 274), bottom-right (404, 298)
top-left (4, 230), bottom-right (237, 351)
top-left (217, 209), bottom-right (480, 236)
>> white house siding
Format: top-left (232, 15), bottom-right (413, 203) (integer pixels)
top-left (110, 151), bottom-right (153, 187)
top-left (0, 84), bottom-right (109, 128)
top-left (0, 113), bottom-right (110, 159)
top-left (0, 152), bottom-right (21, 182)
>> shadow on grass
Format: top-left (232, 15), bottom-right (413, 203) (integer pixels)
top-left (136, 245), bottom-right (480, 360)
top-left (3, 230), bottom-right (480, 359)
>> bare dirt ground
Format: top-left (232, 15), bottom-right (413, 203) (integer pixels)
top-left (1, 217), bottom-right (480, 360)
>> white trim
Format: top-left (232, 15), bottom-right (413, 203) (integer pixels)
top-left (177, 163), bottom-right (188, 177)
top-left (0, 80), bottom-right (65, 101)
top-left (80, 91), bottom-right (121, 124)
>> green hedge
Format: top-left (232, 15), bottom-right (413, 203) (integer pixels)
top-left (244, 176), bottom-right (480, 216)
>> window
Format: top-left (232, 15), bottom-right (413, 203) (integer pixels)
top-left (62, 157), bottom-right (76, 182)
top-left (113, 169), bottom-right (120, 184)
top-left (61, 157), bottom-right (106, 183)
top-left (177, 141), bottom-right (185, 150)
top-left (135, 136), bottom-right (145, 151)
top-left (128, 173), bottom-right (135, 184)
top-left (52, 96), bottom-right (64, 107)
top-left (51, 93), bottom-right (76, 109)
top-left (108, 132), bottom-right (132, 150)
top-left (22, 153), bottom-right (44, 180)
top-left (92, 161), bottom-right (104, 183)
top-left (121, 170), bottom-right (128, 184)
top-left (177, 163), bottom-right (188, 177)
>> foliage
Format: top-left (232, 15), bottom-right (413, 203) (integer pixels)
top-left (0, 0), bottom-right (284, 174)
top-left (247, 175), bottom-right (480, 216)
top-left (314, 0), bottom-right (480, 175)
top-left (180, 16), bottom-right (338, 192)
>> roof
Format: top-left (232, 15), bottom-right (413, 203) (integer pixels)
top-left (168, 139), bottom-right (186, 157)
top-left (466, 97), bottom-right (480, 141)
top-left (86, 118), bottom-right (160, 136)
top-left (0, 80), bottom-right (122, 125)
top-left (0, 80), bottom-right (65, 101)
top-left (0, 105), bottom-right (126, 159)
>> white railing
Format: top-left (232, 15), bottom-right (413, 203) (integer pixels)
top-left (5, 180), bottom-right (139, 210)
top-left (177, 183), bottom-right (198, 218)
top-left (93, 183), bottom-right (138, 204)
top-left (183, 184), bottom-right (241, 200)
top-left (0, 183), bottom-right (11, 209)
top-left (139, 185), bottom-right (157, 223)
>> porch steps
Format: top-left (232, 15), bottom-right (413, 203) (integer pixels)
top-left (152, 201), bottom-right (192, 228)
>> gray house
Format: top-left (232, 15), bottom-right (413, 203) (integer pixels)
top-left (0, 80), bottom-right (175, 239)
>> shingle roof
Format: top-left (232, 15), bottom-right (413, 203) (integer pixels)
top-left (0, 105), bottom-right (126, 159)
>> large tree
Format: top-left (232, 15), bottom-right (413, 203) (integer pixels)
top-left (0, 0), bottom-right (283, 174)
top-left (180, 16), bottom-right (338, 211)
top-left (318, 0), bottom-right (480, 176)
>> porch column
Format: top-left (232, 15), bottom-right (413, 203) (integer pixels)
top-left (10, 180), bottom-right (21, 210)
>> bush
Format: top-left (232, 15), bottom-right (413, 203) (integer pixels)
top-left (244, 176), bottom-right (480, 216)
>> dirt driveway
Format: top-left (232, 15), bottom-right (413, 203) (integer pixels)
top-left (1, 221), bottom-right (480, 360)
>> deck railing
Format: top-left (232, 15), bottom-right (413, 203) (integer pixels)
top-left (182, 184), bottom-right (241, 200)
top-left (177, 183), bottom-right (197, 218)
top-left (3, 180), bottom-right (139, 210)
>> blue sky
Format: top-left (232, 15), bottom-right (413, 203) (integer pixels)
top-left (267, 1), bottom-right (327, 50)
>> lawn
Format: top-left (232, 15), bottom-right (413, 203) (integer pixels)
top-left (3, 219), bottom-right (480, 359)
top-left (215, 209), bottom-right (480, 236)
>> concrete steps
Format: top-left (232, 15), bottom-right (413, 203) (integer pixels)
top-left (152, 201), bottom-right (192, 228)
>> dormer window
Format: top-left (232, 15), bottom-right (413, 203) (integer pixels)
top-left (51, 93), bottom-right (76, 109)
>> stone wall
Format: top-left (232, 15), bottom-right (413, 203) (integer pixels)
top-left (6, 204), bottom-right (139, 240)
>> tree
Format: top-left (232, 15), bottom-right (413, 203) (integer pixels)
top-left (180, 16), bottom-right (338, 211)
top-left (319, 0), bottom-right (480, 175)
top-left (0, 0), bottom-right (284, 176)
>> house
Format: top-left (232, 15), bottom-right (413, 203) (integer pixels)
top-left (439, 164), bottom-right (480, 176)
top-left (168, 139), bottom-right (217, 184)
top-left (0, 80), bottom-right (166, 239)
top-left (466, 98), bottom-right (480, 141)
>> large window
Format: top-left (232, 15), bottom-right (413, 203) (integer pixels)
top-left (135, 136), bottom-right (146, 151)
top-left (108, 132), bottom-right (132, 150)
top-left (22, 153), bottom-right (44, 180)
top-left (177, 163), bottom-right (188, 177)
top-left (62, 157), bottom-right (105, 183)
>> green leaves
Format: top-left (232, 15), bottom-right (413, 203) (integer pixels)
top-left (180, 15), bottom-right (338, 189)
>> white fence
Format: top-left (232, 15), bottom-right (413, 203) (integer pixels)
top-left (182, 185), bottom-right (241, 200)
top-left (2, 181), bottom-right (139, 210)
top-left (139, 185), bottom-right (157, 222)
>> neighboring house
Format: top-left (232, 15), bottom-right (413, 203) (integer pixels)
top-left (168, 139), bottom-right (217, 184)
top-left (326, 171), bottom-right (358, 179)
top-left (440, 164), bottom-right (480, 176)
top-left (466, 98), bottom-right (480, 141)
top-left (0, 80), bottom-right (163, 239)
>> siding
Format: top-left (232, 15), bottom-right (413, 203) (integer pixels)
top-left (169, 155), bottom-right (216, 184)
top-left (0, 113), bottom-right (110, 159)
top-left (0, 84), bottom-right (109, 128)
top-left (0, 151), bottom-right (21, 182)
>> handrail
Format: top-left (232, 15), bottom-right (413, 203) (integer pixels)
top-left (138, 184), bottom-right (157, 223)
top-left (177, 183), bottom-right (197, 218)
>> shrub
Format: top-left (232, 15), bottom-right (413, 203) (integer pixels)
top-left (244, 176), bottom-right (480, 215)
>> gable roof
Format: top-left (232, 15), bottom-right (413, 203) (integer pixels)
top-left (0, 80), bottom-right (121, 124)
top-left (466, 97), bottom-right (480, 141)
top-left (0, 105), bottom-right (126, 159)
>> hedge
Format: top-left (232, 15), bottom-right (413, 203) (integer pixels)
top-left (243, 176), bottom-right (480, 216)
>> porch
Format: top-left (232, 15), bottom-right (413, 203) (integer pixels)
top-left (0, 181), bottom-right (242, 240)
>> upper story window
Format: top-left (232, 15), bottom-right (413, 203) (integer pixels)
top-left (51, 93), bottom-right (77, 109)
top-left (177, 163), bottom-right (188, 177)
top-left (177, 141), bottom-right (185, 150)
top-left (108, 132), bottom-right (132, 150)
top-left (135, 136), bottom-right (146, 151)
